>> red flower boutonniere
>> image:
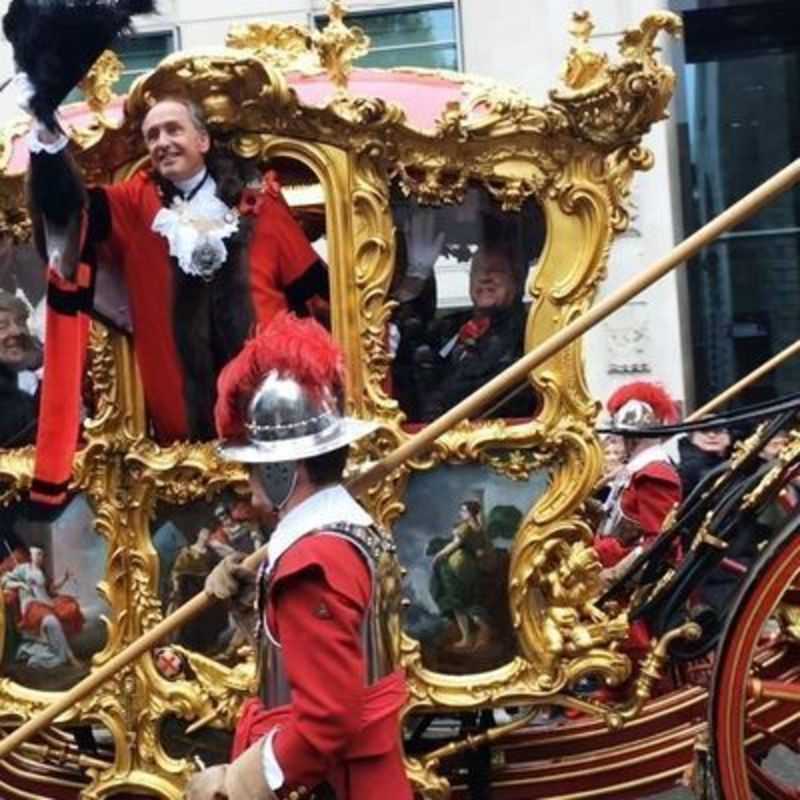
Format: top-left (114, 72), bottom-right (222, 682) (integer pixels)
top-left (238, 186), bottom-right (264, 217)
top-left (238, 170), bottom-right (283, 217)
top-left (457, 316), bottom-right (491, 346)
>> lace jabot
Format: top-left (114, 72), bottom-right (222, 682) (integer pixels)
top-left (152, 175), bottom-right (240, 280)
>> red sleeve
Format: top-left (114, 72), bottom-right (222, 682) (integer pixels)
top-left (100, 172), bottom-right (150, 250)
top-left (249, 194), bottom-right (320, 325)
top-left (593, 535), bottom-right (630, 568)
top-left (270, 538), bottom-right (371, 789)
top-left (622, 463), bottom-right (681, 540)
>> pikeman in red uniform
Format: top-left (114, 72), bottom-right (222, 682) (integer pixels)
top-left (187, 314), bottom-right (412, 800)
top-left (594, 381), bottom-right (683, 584)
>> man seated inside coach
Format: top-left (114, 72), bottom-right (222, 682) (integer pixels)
top-left (409, 243), bottom-right (535, 422)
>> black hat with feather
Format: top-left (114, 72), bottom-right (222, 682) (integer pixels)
top-left (3, 0), bottom-right (157, 130)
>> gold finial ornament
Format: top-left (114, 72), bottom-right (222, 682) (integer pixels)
top-left (562, 10), bottom-right (608, 90)
top-left (79, 49), bottom-right (124, 116)
top-left (313, 0), bottom-right (370, 92)
top-left (226, 22), bottom-right (319, 73)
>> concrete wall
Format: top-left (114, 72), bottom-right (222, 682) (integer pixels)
top-left (0, 0), bottom-right (690, 411)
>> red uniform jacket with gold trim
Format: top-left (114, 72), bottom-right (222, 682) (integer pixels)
top-left (95, 171), bottom-right (323, 441)
top-left (595, 461), bottom-right (682, 569)
top-left (232, 535), bottom-right (412, 800)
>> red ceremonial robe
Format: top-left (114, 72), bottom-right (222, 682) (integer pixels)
top-left (96, 171), bottom-right (321, 442)
top-left (233, 535), bottom-right (412, 800)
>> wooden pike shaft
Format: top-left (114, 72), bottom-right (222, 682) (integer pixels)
top-left (685, 339), bottom-right (800, 423)
top-left (0, 158), bottom-right (798, 760)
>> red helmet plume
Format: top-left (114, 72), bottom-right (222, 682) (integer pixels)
top-left (607, 381), bottom-right (679, 426)
top-left (214, 313), bottom-right (344, 440)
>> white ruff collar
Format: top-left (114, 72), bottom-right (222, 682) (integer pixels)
top-left (152, 175), bottom-right (240, 280)
top-left (266, 484), bottom-right (375, 575)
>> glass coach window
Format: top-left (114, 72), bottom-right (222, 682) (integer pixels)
top-left (388, 184), bottom-right (545, 425)
top-left (316, 4), bottom-right (460, 70)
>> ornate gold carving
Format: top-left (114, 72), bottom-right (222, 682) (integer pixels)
top-left (604, 622), bottom-right (701, 728)
top-left (314, 1), bottom-right (370, 92)
top-left (226, 0), bottom-right (373, 90)
top-left (59, 50), bottom-right (127, 153)
top-left (80, 50), bottom-right (124, 117)
top-left (127, 50), bottom-right (297, 136)
top-left (742, 427), bottom-right (800, 511)
top-left (563, 11), bottom-right (609, 91)
top-left (0, 119), bottom-right (30, 177)
top-left (531, 538), bottom-right (625, 658)
top-left (552, 11), bottom-right (682, 147)
top-left (227, 22), bottom-right (318, 73)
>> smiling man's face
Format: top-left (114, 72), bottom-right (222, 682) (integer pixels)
top-left (0, 308), bottom-right (31, 369)
top-left (142, 100), bottom-right (210, 183)
top-left (469, 250), bottom-right (519, 310)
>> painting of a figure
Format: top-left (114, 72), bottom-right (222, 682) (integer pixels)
top-left (153, 495), bottom-right (266, 663)
top-left (0, 495), bottom-right (109, 689)
top-left (2, 545), bottom-right (83, 669)
top-left (395, 463), bottom-right (548, 674)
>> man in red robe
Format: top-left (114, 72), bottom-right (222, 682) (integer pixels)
top-left (187, 314), bottom-right (412, 800)
top-left (27, 96), bottom-right (328, 444)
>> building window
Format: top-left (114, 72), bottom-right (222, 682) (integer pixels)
top-left (316, 4), bottom-right (460, 71)
top-left (113, 31), bottom-right (176, 93)
top-left (66, 30), bottom-right (175, 103)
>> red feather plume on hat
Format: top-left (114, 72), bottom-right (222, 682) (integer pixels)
top-left (607, 381), bottom-right (679, 424)
top-left (215, 313), bottom-right (344, 440)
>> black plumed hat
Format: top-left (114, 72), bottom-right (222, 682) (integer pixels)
top-left (3, 0), bottom-right (157, 129)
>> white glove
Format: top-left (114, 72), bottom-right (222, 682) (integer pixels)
top-left (12, 72), bottom-right (35, 115)
top-left (387, 322), bottom-right (400, 358)
top-left (14, 72), bottom-right (69, 153)
top-left (403, 205), bottom-right (445, 280)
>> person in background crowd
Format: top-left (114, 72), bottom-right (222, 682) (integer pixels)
top-left (0, 289), bottom-right (42, 447)
top-left (673, 425), bottom-right (731, 499)
top-left (594, 381), bottom-right (683, 586)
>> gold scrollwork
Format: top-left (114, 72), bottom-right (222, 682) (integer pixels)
top-left (227, 23), bottom-right (318, 74)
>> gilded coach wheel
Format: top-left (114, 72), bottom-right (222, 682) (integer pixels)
top-left (4, 4), bottom-right (766, 798)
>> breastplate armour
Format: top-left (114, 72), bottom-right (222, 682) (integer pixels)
top-left (258, 522), bottom-right (403, 707)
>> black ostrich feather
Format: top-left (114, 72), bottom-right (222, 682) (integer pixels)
top-left (3, 0), bottom-right (157, 129)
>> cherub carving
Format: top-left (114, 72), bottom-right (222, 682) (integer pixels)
top-left (532, 538), bottom-right (627, 657)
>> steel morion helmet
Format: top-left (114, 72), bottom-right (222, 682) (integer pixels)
top-left (215, 313), bottom-right (378, 464)
top-left (606, 381), bottom-right (679, 430)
